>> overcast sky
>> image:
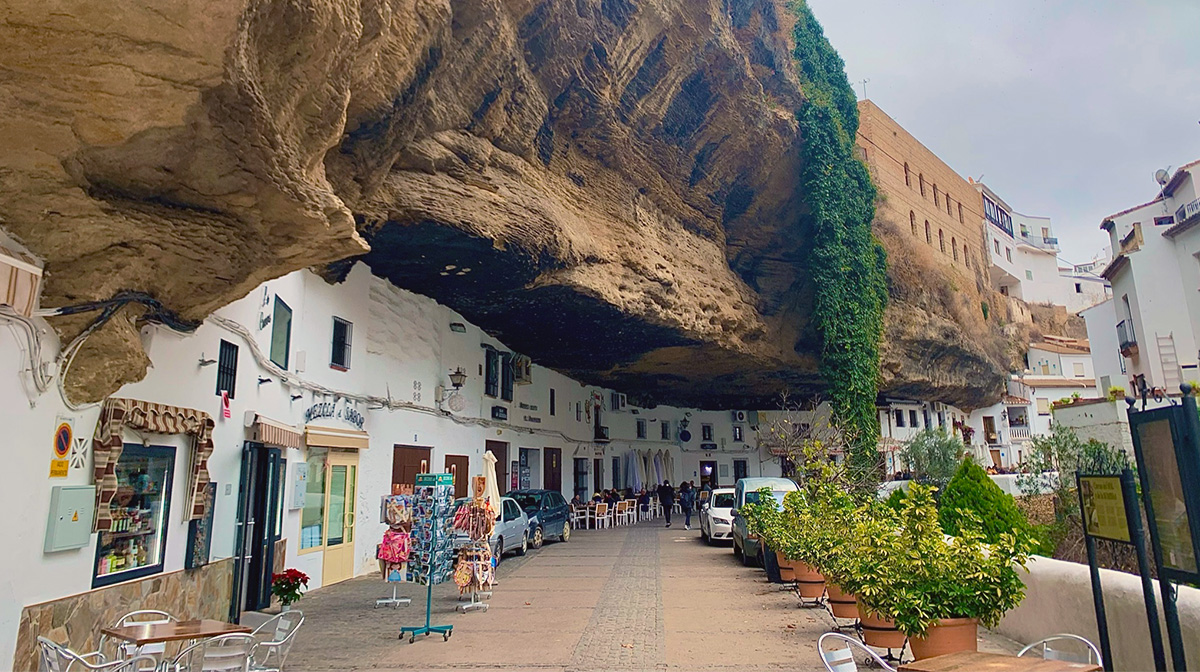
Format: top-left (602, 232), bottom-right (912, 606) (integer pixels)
top-left (808, 0), bottom-right (1200, 264)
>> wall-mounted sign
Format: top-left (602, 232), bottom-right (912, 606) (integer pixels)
top-left (1131, 413), bottom-right (1199, 578)
top-left (257, 287), bottom-right (273, 331)
top-left (50, 420), bottom-right (72, 478)
top-left (523, 415), bottom-right (542, 424)
top-left (519, 402), bottom-right (539, 411)
top-left (510, 460), bottom-right (519, 490)
top-left (491, 406), bottom-right (508, 421)
top-left (1079, 475), bottom-right (1131, 543)
top-left (291, 462), bottom-right (308, 510)
top-left (303, 398), bottom-right (365, 430)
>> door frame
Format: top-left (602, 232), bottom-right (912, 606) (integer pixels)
top-left (544, 448), bottom-right (562, 494)
top-left (700, 460), bottom-right (718, 488)
top-left (230, 442), bottom-right (284, 621)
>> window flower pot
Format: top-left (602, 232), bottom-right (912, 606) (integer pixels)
top-left (858, 605), bottom-right (907, 649)
top-left (825, 582), bottom-right (858, 619)
top-left (909, 617), bottom-right (978, 660)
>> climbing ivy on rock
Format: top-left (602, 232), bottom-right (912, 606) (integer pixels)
top-left (790, 1), bottom-right (888, 475)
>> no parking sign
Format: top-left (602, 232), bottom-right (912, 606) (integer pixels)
top-left (50, 421), bottom-right (71, 478)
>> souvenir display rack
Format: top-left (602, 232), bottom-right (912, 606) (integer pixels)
top-left (375, 494), bottom-right (413, 609)
top-left (400, 473), bottom-right (455, 643)
top-left (452, 494), bottom-right (495, 613)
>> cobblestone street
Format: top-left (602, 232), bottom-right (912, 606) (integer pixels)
top-left (288, 521), bottom-right (1019, 671)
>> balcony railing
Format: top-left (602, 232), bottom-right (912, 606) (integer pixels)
top-left (1019, 232), bottom-right (1060, 250)
top-left (594, 426), bottom-right (610, 443)
top-left (1009, 426), bottom-right (1030, 441)
top-left (1117, 320), bottom-right (1138, 357)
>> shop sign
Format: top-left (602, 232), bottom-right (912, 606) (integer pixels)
top-left (50, 420), bottom-right (72, 478)
top-left (303, 397), bottom-right (365, 430)
top-left (523, 415), bottom-right (542, 423)
top-left (491, 406), bottom-right (508, 421)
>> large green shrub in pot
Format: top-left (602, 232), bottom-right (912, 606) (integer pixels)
top-left (741, 487), bottom-right (786, 550)
top-left (853, 484), bottom-right (1033, 637)
top-left (940, 459), bottom-right (1035, 546)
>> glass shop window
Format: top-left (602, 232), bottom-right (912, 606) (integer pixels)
top-left (93, 445), bottom-right (175, 587)
top-left (300, 449), bottom-right (327, 550)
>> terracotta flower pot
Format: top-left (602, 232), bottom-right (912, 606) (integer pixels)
top-left (825, 582), bottom-right (858, 619)
top-left (909, 618), bottom-right (979, 660)
top-left (857, 606), bottom-right (907, 649)
top-left (792, 560), bottom-right (826, 599)
top-left (776, 552), bottom-right (796, 581)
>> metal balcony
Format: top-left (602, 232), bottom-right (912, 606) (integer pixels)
top-left (594, 426), bottom-right (610, 443)
top-left (1117, 320), bottom-right (1138, 357)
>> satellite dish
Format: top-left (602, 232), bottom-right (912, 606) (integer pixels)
top-left (678, 429), bottom-right (692, 443)
top-left (1155, 169), bottom-right (1171, 186)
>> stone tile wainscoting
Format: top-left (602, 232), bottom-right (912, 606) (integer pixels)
top-left (12, 558), bottom-right (233, 671)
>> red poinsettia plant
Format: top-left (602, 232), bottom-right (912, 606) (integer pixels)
top-left (271, 568), bottom-right (309, 606)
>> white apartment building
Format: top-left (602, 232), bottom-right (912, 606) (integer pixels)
top-left (0, 259), bottom-right (786, 668)
top-left (1098, 159), bottom-right (1200, 396)
top-left (975, 182), bottom-right (1111, 313)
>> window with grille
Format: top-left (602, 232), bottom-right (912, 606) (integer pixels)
top-left (500, 352), bottom-right (514, 401)
top-left (733, 425), bottom-right (744, 442)
top-left (269, 297), bottom-right (292, 370)
top-left (637, 419), bottom-right (646, 439)
top-left (661, 421), bottom-right (671, 440)
top-left (485, 349), bottom-right (500, 397)
top-left (330, 317), bottom-right (352, 370)
top-left (216, 340), bottom-right (238, 399)
top-left (702, 424), bottom-right (713, 441)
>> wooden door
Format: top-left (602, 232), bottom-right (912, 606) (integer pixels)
top-left (544, 448), bottom-right (562, 494)
top-left (487, 440), bottom-right (508, 495)
top-left (392, 445), bottom-right (431, 493)
top-left (444, 454), bottom-right (469, 499)
top-left (321, 451), bottom-right (358, 586)
top-left (593, 458), bottom-right (602, 494)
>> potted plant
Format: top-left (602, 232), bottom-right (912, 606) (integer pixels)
top-left (853, 484), bottom-right (1032, 659)
top-left (271, 568), bottom-right (310, 611)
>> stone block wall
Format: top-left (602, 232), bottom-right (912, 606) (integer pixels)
top-left (12, 558), bottom-right (233, 672)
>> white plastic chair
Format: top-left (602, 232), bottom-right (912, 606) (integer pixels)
top-left (1018, 634), bottom-right (1102, 666)
top-left (100, 609), bottom-right (178, 670)
top-left (622, 499), bottom-right (638, 525)
top-left (818, 632), bottom-right (898, 672)
top-left (37, 637), bottom-right (156, 672)
top-left (171, 633), bottom-right (255, 672)
top-left (613, 501), bottom-right (628, 526)
top-left (248, 611), bottom-right (304, 672)
top-left (593, 503), bottom-right (612, 529)
top-left (570, 506), bottom-right (588, 530)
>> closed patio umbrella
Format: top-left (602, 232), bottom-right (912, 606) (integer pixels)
top-left (663, 450), bottom-right (675, 485)
top-left (653, 451), bottom-right (663, 485)
top-left (482, 450), bottom-right (501, 510)
top-left (628, 451), bottom-right (642, 491)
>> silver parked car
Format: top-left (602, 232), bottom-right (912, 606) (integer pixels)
top-left (451, 496), bottom-right (529, 562)
top-left (699, 487), bottom-right (736, 544)
top-left (730, 477), bottom-right (798, 566)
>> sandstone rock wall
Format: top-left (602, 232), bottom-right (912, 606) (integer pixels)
top-left (1, 0), bottom-right (1011, 409)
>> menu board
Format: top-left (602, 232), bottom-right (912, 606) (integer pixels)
top-left (1136, 418), bottom-right (1198, 574)
top-left (1079, 475), bottom-right (1130, 543)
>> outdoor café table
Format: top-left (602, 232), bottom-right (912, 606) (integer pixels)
top-left (899, 651), bottom-right (1102, 672)
top-left (100, 619), bottom-right (251, 647)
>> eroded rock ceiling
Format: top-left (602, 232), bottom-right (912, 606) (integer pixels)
top-left (0, 0), bottom-right (1010, 409)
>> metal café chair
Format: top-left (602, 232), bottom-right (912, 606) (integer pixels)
top-left (170, 633), bottom-right (255, 672)
top-left (818, 632), bottom-right (898, 672)
top-left (99, 609), bottom-right (178, 670)
top-left (1017, 633), bottom-right (1103, 666)
top-left (37, 637), bottom-right (157, 672)
top-left (248, 611), bottom-right (304, 672)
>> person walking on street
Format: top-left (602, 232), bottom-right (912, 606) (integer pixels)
top-left (656, 480), bottom-right (676, 528)
top-left (679, 481), bottom-right (697, 530)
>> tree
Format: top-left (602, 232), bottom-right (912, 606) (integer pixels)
top-left (898, 428), bottom-right (963, 490)
top-left (755, 392), bottom-right (877, 497)
top-left (940, 459), bottom-right (1033, 545)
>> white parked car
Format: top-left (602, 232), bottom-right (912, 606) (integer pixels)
top-left (699, 488), bottom-right (736, 545)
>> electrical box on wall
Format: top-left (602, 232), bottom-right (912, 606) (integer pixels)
top-left (44, 485), bottom-right (95, 553)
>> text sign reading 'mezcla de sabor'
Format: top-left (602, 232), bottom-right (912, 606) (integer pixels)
top-left (303, 398), bottom-right (365, 430)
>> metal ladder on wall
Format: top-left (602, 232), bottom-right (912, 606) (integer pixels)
top-left (1157, 334), bottom-right (1183, 390)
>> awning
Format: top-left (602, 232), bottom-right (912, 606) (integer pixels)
top-left (305, 425), bottom-right (370, 450)
top-left (91, 397), bottom-right (214, 531)
top-left (252, 414), bottom-right (303, 449)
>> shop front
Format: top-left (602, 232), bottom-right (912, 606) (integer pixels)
top-left (299, 423), bottom-right (370, 588)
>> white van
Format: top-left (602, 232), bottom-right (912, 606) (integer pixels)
top-left (730, 477), bottom-right (798, 566)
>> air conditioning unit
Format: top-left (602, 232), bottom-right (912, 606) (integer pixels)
top-left (0, 241), bottom-right (43, 317)
top-left (731, 410), bottom-right (747, 423)
top-left (747, 410), bottom-right (760, 430)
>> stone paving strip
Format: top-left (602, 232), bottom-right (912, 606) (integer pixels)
top-left (288, 520), bottom-right (1021, 671)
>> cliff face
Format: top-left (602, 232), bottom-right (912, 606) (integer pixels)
top-left (0, 0), bottom-right (1009, 408)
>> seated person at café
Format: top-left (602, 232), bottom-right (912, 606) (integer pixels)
top-left (570, 494), bottom-right (583, 508)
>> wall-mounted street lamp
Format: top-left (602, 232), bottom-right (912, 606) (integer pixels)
top-left (448, 367), bottom-right (468, 389)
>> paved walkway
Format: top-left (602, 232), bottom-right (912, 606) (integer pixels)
top-left (288, 521), bottom-right (1020, 671)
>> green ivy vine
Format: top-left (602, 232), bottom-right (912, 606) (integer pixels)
top-left (789, 1), bottom-right (888, 473)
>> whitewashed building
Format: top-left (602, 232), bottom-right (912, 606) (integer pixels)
top-left (1097, 159), bottom-right (1200, 396)
top-left (0, 260), bottom-right (784, 668)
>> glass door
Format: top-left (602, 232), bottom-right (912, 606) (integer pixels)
top-left (321, 451), bottom-right (358, 586)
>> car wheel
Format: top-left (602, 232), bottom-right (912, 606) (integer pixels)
top-left (494, 537), bottom-right (503, 563)
top-left (742, 543), bottom-right (757, 567)
top-left (531, 526), bottom-right (544, 549)
top-left (733, 540), bottom-right (743, 560)
top-left (516, 532), bottom-right (528, 556)
top-left (561, 521), bottom-right (571, 542)
top-left (701, 525), bottom-right (709, 543)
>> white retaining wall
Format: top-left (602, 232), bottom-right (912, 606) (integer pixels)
top-left (997, 556), bottom-right (1200, 671)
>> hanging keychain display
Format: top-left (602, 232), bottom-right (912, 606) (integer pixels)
top-left (375, 493), bottom-right (413, 609)
top-left (453, 486), bottom-right (495, 613)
